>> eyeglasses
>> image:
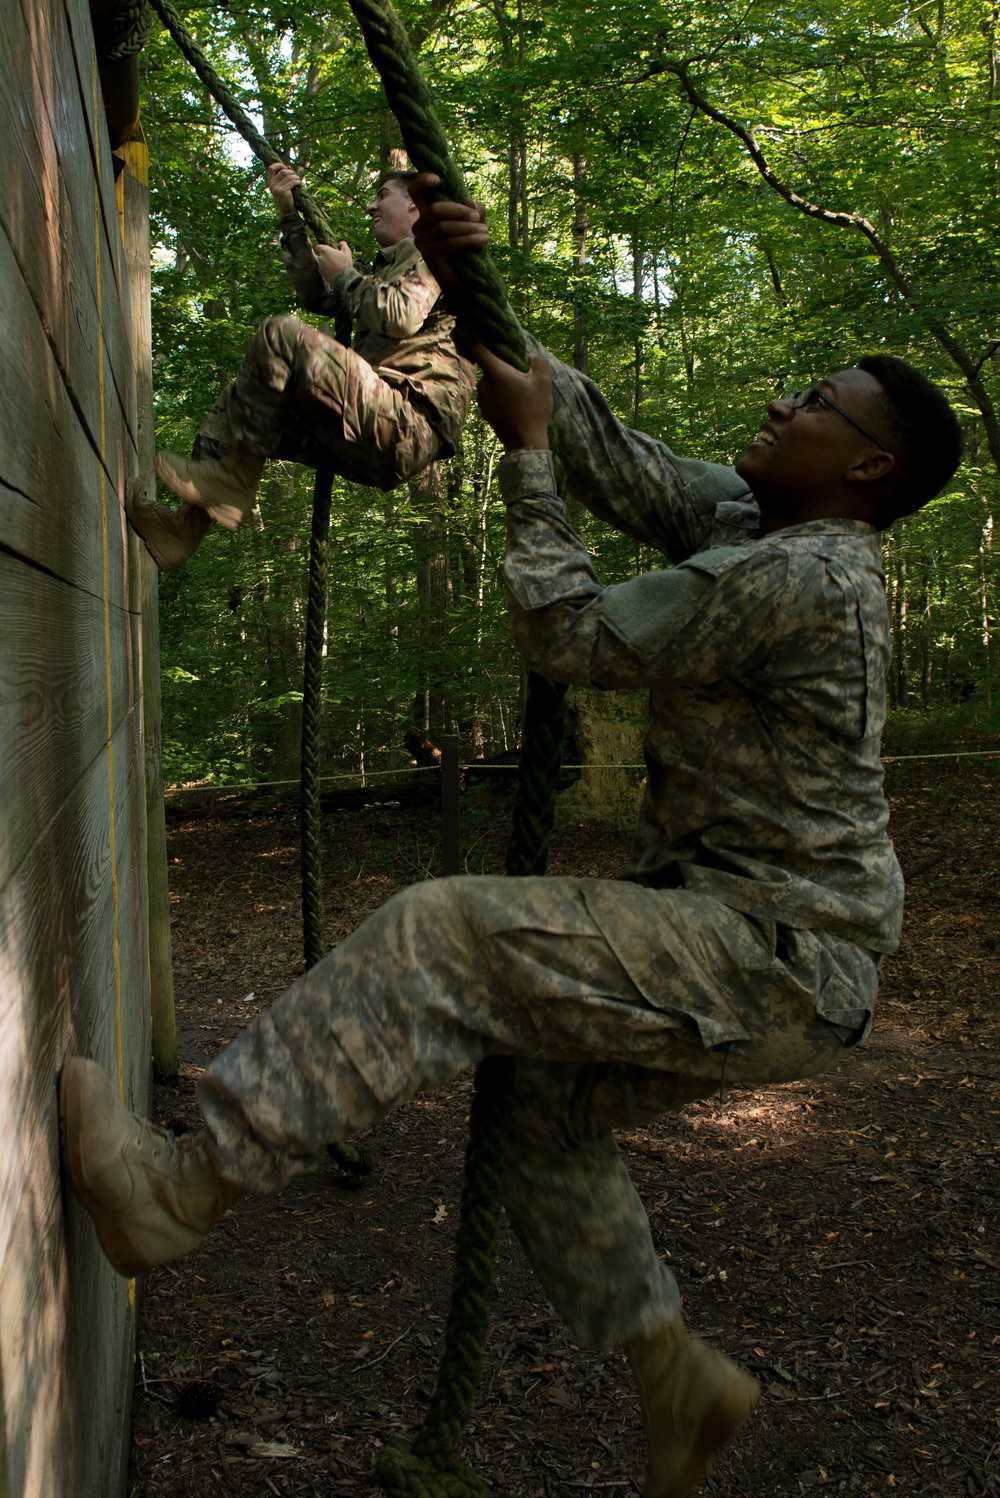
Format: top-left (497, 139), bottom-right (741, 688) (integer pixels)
top-left (790, 386), bottom-right (891, 453)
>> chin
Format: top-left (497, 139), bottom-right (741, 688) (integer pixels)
top-left (734, 450), bottom-right (759, 482)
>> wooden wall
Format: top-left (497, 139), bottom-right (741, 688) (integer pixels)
top-left (0, 0), bottom-right (156, 1491)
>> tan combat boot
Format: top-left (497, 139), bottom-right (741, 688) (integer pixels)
top-left (155, 444), bottom-right (265, 531)
top-left (125, 479), bottom-right (213, 572)
top-left (627, 1318), bottom-right (759, 1498)
top-left (60, 1057), bottom-right (243, 1277)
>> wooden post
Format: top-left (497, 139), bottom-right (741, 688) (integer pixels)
top-left (440, 733), bottom-right (461, 876)
top-left (118, 135), bottom-right (177, 1080)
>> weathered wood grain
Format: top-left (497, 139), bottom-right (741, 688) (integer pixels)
top-left (33, 0), bottom-right (136, 403)
top-left (0, 555), bottom-right (138, 894)
top-left (0, 706), bottom-right (149, 1498)
top-left (58, 0), bottom-right (130, 307)
top-left (0, 0), bottom-right (136, 456)
top-left (0, 3), bottom-right (155, 1492)
top-left (0, 220), bottom-right (136, 608)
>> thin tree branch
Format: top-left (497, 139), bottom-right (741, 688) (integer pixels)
top-left (660, 59), bottom-right (1000, 475)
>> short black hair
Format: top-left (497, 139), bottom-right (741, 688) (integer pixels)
top-left (857, 354), bottom-right (963, 524)
top-left (376, 169), bottom-right (419, 193)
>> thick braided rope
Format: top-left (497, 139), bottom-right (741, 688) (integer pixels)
top-left (374, 683), bottom-right (566, 1497)
top-left (345, 2), bottom-right (569, 1491)
top-left (300, 468), bottom-right (333, 972)
top-left (148, 0), bottom-right (338, 251)
top-left (93, 0), bottom-right (152, 63)
top-left (301, 472), bottom-right (372, 1181)
top-left (346, 0), bottom-right (529, 373)
top-left (504, 674), bottom-right (570, 879)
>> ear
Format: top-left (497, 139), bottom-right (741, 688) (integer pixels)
top-left (848, 449), bottom-right (895, 486)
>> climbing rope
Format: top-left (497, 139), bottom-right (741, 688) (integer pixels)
top-left (335, 1), bottom-right (569, 1490)
top-left (374, 677), bottom-right (567, 1498)
top-left (93, 0), bottom-right (152, 64)
top-left (148, 0), bottom-right (337, 252)
top-left (346, 0), bottom-right (530, 372)
top-left (148, 0), bottom-right (568, 1484)
top-left (145, 0), bottom-right (354, 968)
top-left (300, 469), bottom-right (334, 971)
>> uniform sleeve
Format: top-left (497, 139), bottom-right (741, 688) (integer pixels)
top-left (500, 450), bottom-right (784, 689)
top-left (329, 252), bottom-right (441, 340)
top-left (524, 333), bottom-right (757, 564)
top-left (278, 216), bottom-right (336, 315)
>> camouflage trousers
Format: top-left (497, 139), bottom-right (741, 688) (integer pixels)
top-left (198, 875), bottom-right (874, 1349)
top-left (195, 314), bottom-right (446, 490)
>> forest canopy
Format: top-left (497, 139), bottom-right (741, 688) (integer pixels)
top-left (141, 0), bottom-right (1000, 785)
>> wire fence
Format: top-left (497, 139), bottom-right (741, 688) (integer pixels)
top-left (163, 747), bottom-right (1000, 801)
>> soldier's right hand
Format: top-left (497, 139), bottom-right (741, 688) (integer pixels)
top-left (267, 162), bottom-right (303, 216)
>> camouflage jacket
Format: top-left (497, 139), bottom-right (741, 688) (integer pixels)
top-left (278, 216), bottom-right (473, 452)
top-left (498, 348), bottom-right (904, 957)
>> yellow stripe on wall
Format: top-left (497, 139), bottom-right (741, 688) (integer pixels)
top-left (92, 55), bottom-right (125, 1106)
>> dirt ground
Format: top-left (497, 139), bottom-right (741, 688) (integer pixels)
top-left (128, 756), bottom-right (1000, 1497)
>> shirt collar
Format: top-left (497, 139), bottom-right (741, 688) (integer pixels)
top-left (761, 517), bottom-right (881, 540)
top-left (374, 235), bottom-right (415, 268)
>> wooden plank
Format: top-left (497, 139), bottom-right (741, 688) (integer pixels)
top-left (0, 219), bottom-right (135, 609)
top-left (38, 0), bottom-right (137, 431)
top-left (0, 0), bottom-right (136, 456)
top-left (119, 138), bottom-right (178, 1078)
top-left (58, 0), bottom-right (138, 358)
top-left (59, 0), bottom-right (130, 306)
top-left (0, 706), bottom-right (149, 1498)
top-left (0, 549), bottom-right (139, 897)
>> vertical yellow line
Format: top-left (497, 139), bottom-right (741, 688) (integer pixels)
top-left (93, 56), bottom-right (124, 1104)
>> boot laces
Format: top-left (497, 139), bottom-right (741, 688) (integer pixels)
top-left (138, 1121), bottom-right (205, 1170)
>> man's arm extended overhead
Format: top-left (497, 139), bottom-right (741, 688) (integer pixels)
top-left (500, 448), bottom-right (782, 689)
top-left (409, 174), bottom-right (756, 564)
top-left (473, 344), bottom-right (781, 687)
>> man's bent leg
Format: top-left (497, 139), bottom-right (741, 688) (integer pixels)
top-left (501, 1062), bottom-right (714, 1348)
top-left (292, 337), bottom-right (446, 489)
top-left (164, 316), bottom-right (447, 506)
top-left (197, 875), bottom-right (665, 1192)
top-left (197, 877), bottom-right (865, 1194)
top-left (154, 315), bottom-right (318, 530)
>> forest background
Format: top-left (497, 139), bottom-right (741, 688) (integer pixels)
top-left (142, 0), bottom-right (1000, 787)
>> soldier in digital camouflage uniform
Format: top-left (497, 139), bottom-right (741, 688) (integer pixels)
top-left (127, 164), bottom-right (474, 572)
top-left (62, 185), bottom-right (963, 1497)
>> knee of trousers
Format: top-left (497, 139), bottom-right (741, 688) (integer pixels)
top-left (251, 313), bottom-right (307, 364)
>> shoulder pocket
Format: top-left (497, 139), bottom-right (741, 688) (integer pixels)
top-left (826, 561), bottom-right (889, 739)
top-left (602, 566), bottom-right (716, 660)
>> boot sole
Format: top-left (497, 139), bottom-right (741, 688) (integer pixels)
top-left (59, 1061), bottom-right (147, 1278)
top-left (653, 1373), bottom-right (760, 1498)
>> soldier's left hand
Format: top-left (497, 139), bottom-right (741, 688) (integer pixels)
top-left (316, 242), bottom-right (354, 285)
top-left (410, 173), bottom-right (488, 288)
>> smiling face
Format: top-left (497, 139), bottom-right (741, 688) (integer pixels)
top-left (365, 177), bottom-right (418, 247)
top-left (734, 367), bottom-right (897, 531)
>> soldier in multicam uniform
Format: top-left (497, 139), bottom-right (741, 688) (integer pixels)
top-left (127, 165), bottom-right (474, 572)
top-left (62, 180), bottom-right (963, 1497)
